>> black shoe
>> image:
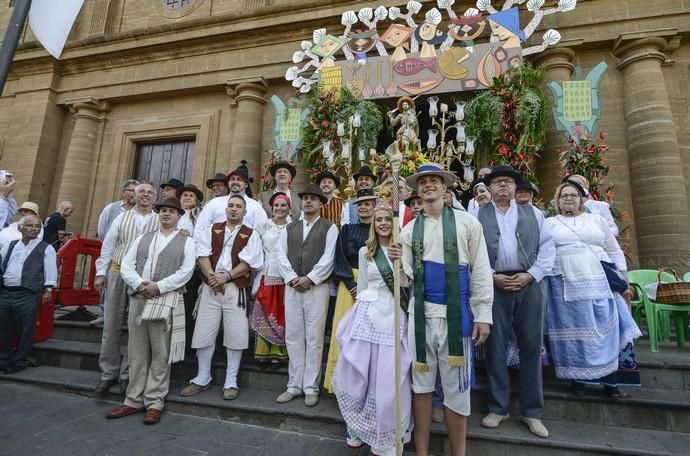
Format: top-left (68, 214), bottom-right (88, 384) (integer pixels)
top-left (270, 360), bottom-right (281, 370)
top-left (571, 381), bottom-right (586, 397)
top-left (93, 378), bottom-right (118, 397)
top-left (604, 385), bottom-right (623, 398)
top-left (119, 379), bottom-right (129, 396)
top-left (258, 361), bottom-right (269, 370)
top-left (3, 364), bottom-right (26, 375)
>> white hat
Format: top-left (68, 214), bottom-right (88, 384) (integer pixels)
top-left (405, 163), bottom-right (458, 188)
top-left (19, 201), bottom-right (39, 215)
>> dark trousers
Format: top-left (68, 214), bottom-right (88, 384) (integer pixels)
top-left (486, 281), bottom-right (545, 418)
top-left (184, 270), bottom-right (202, 354)
top-left (0, 287), bottom-right (41, 368)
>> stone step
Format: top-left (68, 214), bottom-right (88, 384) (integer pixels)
top-left (46, 321), bottom-right (690, 393)
top-left (3, 365), bottom-right (690, 456)
top-left (30, 338), bottom-right (690, 433)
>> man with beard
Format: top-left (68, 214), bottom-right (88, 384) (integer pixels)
top-left (93, 182), bottom-right (161, 397)
top-left (257, 161), bottom-right (301, 221)
top-left (0, 214), bottom-right (57, 374)
top-left (478, 166), bottom-right (554, 439)
top-left (181, 195), bottom-right (263, 400)
top-left (316, 170), bottom-right (343, 228)
top-left (194, 164), bottom-right (267, 239)
top-left (205, 173), bottom-right (230, 199)
top-left (340, 165), bottom-right (377, 225)
top-left (275, 184), bottom-right (338, 407)
top-left (106, 197), bottom-right (196, 424)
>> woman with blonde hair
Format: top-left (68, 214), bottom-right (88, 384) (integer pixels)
top-left (333, 205), bottom-right (413, 456)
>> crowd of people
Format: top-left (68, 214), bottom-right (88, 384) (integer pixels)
top-left (0, 160), bottom-right (640, 456)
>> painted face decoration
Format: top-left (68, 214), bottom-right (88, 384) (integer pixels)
top-left (346, 30), bottom-right (377, 54)
top-left (380, 24), bottom-right (413, 49)
top-left (414, 23), bottom-right (447, 46)
top-left (312, 34), bottom-right (345, 59)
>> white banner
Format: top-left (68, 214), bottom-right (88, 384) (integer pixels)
top-left (28, 0), bottom-right (85, 59)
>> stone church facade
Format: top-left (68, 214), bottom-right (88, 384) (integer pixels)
top-left (0, 0), bottom-right (688, 268)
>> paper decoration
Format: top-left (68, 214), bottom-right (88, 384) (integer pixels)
top-left (563, 80), bottom-right (592, 121)
top-left (319, 66), bottom-right (343, 95)
top-left (271, 96), bottom-right (308, 159)
top-left (280, 109), bottom-right (302, 142)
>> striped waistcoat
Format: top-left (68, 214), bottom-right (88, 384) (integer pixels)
top-left (112, 210), bottom-right (160, 265)
top-left (320, 197), bottom-right (343, 228)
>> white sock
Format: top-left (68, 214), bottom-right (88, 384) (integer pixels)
top-left (191, 345), bottom-right (214, 386)
top-left (224, 348), bottom-right (243, 389)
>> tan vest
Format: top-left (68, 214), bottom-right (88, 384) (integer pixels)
top-left (112, 210), bottom-right (160, 265)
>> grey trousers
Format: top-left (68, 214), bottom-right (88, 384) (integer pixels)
top-left (486, 281), bottom-right (545, 419)
top-left (98, 268), bottom-right (129, 381)
top-left (0, 288), bottom-right (40, 368)
top-left (124, 297), bottom-right (172, 411)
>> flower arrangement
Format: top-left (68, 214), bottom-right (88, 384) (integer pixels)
top-left (370, 149), bottom-right (428, 179)
top-left (559, 131), bottom-right (611, 201)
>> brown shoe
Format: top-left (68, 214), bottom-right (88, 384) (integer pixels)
top-left (223, 387), bottom-right (239, 400)
top-left (106, 405), bottom-right (143, 419)
top-left (180, 382), bottom-right (211, 397)
top-left (143, 408), bottom-right (162, 425)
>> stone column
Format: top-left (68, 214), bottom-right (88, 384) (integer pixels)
top-left (58, 97), bottom-right (109, 234)
top-left (226, 77), bottom-right (269, 193)
top-left (533, 46), bottom-right (576, 199)
top-left (612, 30), bottom-right (690, 269)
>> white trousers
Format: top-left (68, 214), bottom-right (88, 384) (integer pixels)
top-left (284, 283), bottom-right (330, 395)
top-left (191, 283), bottom-right (248, 350)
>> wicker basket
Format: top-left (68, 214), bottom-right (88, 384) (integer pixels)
top-left (654, 268), bottom-right (690, 305)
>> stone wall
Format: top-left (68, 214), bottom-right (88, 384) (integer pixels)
top-left (0, 0), bottom-right (688, 268)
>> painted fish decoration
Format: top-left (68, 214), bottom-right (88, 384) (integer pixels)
top-left (393, 57), bottom-right (437, 76)
top-left (398, 77), bottom-right (443, 95)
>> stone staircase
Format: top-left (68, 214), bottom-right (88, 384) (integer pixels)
top-left (2, 318), bottom-right (690, 455)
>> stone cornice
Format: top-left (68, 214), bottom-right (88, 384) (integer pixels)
top-left (532, 42), bottom-right (580, 74)
top-left (612, 29), bottom-right (680, 70)
top-left (64, 97), bottom-right (109, 121)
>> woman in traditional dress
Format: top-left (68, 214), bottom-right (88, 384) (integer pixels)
top-left (334, 205), bottom-right (413, 456)
top-left (176, 184), bottom-right (204, 354)
top-left (545, 181), bottom-right (641, 397)
top-left (250, 192), bottom-right (290, 369)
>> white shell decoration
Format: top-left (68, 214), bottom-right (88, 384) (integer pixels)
top-left (358, 7), bottom-right (373, 22)
top-left (300, 41), bottom-right (312, 51)
top-left (527, 0), bottom-right (544, 11)
top-left (374, 5), bottom-right (388, 20)
top-left (407, 0), bottom-right (422, 14)
top-left (341, 10), bottom-right (357, 26)
top-left (543, 29), bottom-right (562, 45)
top-left (291, 78), bottom-right (303, 88)
top-left (292, 51), bottom-right (305, 63)
top-left (437, 0), bottom-right (455, 9)
top-left (425, 8), bottom-right (442, 25)
top-left (464, 7), bottom-right (480, 16)
top-left (388, 6), bottom-right (401, 19)
top-left (285, 66), bottom-right (300, 81)
top-left (299, 84), bottom-right (311, 94)
top-left (558, 0), bottom-right (577, 12)
top-left (313, 28), bottom-right (326, 44)
top-left (476, 0), bottom-right (491, 12)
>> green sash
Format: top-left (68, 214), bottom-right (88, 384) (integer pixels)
top-left (411, 206), bottom-right (464, 371)
top-left (374, 246), bottom-right (408, 312)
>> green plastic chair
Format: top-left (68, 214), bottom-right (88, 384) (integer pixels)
top-left (627, 269), bottom-right (676, 351)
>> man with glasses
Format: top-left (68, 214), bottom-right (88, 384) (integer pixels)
top-left (0, 214), bottom-right (57, 374)
top-left (93, 182), bottom-right (161, 397)
top-left (91, 180), bottom-right (140, 326)
top-left (477, 166), bottom-right (555, 438)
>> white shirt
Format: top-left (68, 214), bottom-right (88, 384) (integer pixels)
top-left (0, 222), bottom-right (44, 249)
top-left (178, 211), bottom-right (195, 235)
top-left (277, 216), bottom-right (339, 286)
top-left (120, 230), bottom-right (197, 294)
top-left (492, 200), bottom-right (555, 282)
top-left (95, 208), bottom-right (157, 276)
top-left (196, 223), bottom-right (264, 273)
top-left (584, 199), bottom-right (618, 237)
top-left (0, 237), bottom-right (57, 287)
top-left (193, 194), bottom-right (268, 240)
top-left (340, 199), bottom-right (354, 225)
top-left (0, 194), bottom-right (17, 228)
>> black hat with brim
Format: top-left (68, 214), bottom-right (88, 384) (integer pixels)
top-left (154, 196), bottom-right (185, 215)
top-left (206, 172), bottom-right (229, 189)
top-left (483, 165), bottom-right (521, 185)
top-left (160, 178), bottom-right (184, 190)
top-left (315, 170), bottom-right (341, 188)
top-left (298, 184), bottom-right (328, 204)
top-left (404, 190), bottom-right (422, 207)
top-left (270, 161), bottom-right (297, 178)
top-left (352, 165), bottom-right (378, 183)
top-left (354, 188), bottom-right (378, 205)
top-left (176, 184), bottom-right (204, 203)
top-left (517, 178), bottom-right (539, 197)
